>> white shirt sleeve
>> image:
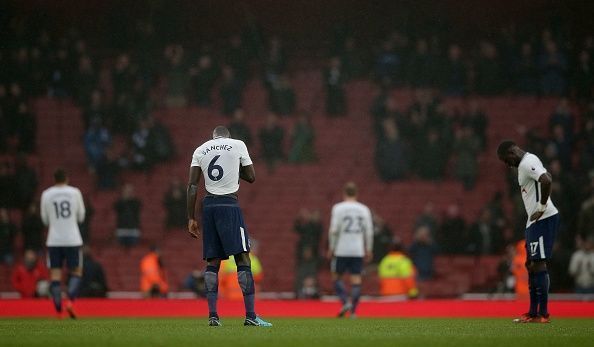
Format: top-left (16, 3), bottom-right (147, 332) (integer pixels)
top-left (190, 147), bottom-right (203, 167)
top-left (76, 189), bottom-right (86, 224)
top-left (40, 192), bottom-right (49, 226)
top-left (524, 154), bottom-right (547, 181)
top-left (364, 207), bottom-right (374, 253)
top-left (328, 206), bottom-right (340, 251)
top-left (239, 141), bottom-right (253, 167)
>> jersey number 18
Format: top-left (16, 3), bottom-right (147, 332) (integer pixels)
top-left (53, 201), bottom-right (71, 219)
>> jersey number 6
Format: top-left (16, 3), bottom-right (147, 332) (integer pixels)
top-left (208, 155), bottom-right (224, 181)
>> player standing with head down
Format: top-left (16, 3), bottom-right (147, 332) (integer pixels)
top-left (187, 126), bottom-right (272, 327)
top-left (328, 182), bottom-right (373, 318)
top-left (497, 140), bottom-right (560, 323)
top-left (41, 169), bottom-right (86, 319)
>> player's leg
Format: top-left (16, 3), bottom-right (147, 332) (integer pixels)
top-left (331, 258), bottom-right (351, 317)
top-left (64, 247), bottom-right (83, 319)
top-left (202, 199), bottom-right (225, 326)
top-left (349, 257), bottom-right (364, 317)
top-left (205, 258), bottom-right (222, 326)
top-left (47, 247), bottom-right (63, 316)
top-left (235, 252), bottom-right (272, 327)
top-left (532, 214), bottom-right (559, 322)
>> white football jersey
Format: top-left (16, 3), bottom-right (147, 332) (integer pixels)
top-left (41, 185), bottom-right (86, 247)
top-left (518, 153), bottom-right (558, 228)
top-left (329, 200), bottom-right (373, 257)
top-left (190, 137), bottom-right (253, 195)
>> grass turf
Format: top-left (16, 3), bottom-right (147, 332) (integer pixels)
top-left (1, 318), bottom-right (593, 347)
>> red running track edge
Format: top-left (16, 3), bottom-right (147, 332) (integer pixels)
top-left (1, 299), bottom-right (593, 318)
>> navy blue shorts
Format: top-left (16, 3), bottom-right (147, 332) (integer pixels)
top-left (331, 256), bottom-right (364, 275)
top-left (202, 196), bottom-right (250, 260)
top-left (525, 214), bottom-right (560, 261)
top-left (47, 246), bottom-right (82, 269)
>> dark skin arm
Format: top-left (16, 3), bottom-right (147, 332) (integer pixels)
top-left (187, 166), bottom-right (202, 238)
top-left (239, 164), bottom-right (256, 183)
top-left (530, 172), bottom-right (552, 222)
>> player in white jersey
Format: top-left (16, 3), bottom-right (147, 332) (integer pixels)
top-left (327, 182), bottom-right (373, 318)
top-left (40, 169), bottom-right (85, 319)
top-left (187, 126), bottom-right (271, 327)
top-left (497, 140), bottom-right (560, 323)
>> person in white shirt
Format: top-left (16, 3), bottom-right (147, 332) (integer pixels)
top-left (327, 182), bottom-right (373, 318)
top-left (40, 169), bottom-right (85, 319)
top-left (497, 140), bottom-right (560, 323)
top-left (568, 235), bottom-right (594, 294)
top-left (186, 126), bottom-right (271, 327)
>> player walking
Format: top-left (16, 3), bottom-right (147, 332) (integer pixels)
top-left (497, 140), bottom-right (559, 323)
top-left (41, 169), bottom-right (86, 319)
top-left (327, 182), bottom-right (373, 318)
top-left (187, 126), bottom-right (272, 327)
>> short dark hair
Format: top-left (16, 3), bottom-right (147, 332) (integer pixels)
top-left (344, 182), bottom-right (357, 197)
top-left (54, 168), bottom-right (67, 183)
top-left (497, 140), bottom-right (516, 157)
top-left (213, 126), bottom-right (230, 138)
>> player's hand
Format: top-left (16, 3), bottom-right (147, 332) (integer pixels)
top-left (326, 249), bottom-right (334, 260)
top-left (187, 219), bottom-right (200, 238)
top-left (529, 211), bottom-right (544, 222)
top-left (364, 252), bottom-right (373, 263)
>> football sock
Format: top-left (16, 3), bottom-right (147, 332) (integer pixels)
top-left (205, 265), bottom-right (219, 318)
top-left (535, 270), bottom-right (550, 316)
top-left (351, 284), bottom-right (362, 313)
top-left (528, 272), bottom-right (538, 316)
top-left (50, 281), bottom-right (62, 313)
top-left (237, 265), bottom-right (256, 320)
top-left (67, 275), bottom-right (82, 301)
top-left (334, 280), bottom-right (348, 305)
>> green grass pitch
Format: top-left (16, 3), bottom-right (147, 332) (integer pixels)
top-left (1, 318), bottom-right (593, 347)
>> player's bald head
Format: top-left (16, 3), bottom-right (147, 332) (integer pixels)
top-left (213, 126), bottom-right (230, 139)
top-left (497, 140), bottom-right (517, 157)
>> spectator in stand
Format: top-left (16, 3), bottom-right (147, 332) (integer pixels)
top-left (378, 241), bottom-right (418, 298)
top-left (408, 225), bottom-right (437, 281)
top-left (0, 162), bottom-right (15, 208)
top-left (513, 42), bottom-right (539, 95)
top-left (288, 112), bottom-right (316, 163)
top-left (47, 47), bottom-right (72, 98)
top-left (414, 128), bottom-right (448, 180)
top-left (114, 183), bottom-right (142, 247)
top-left (414, 202), bottom-right (439, 237)
top-left (577, 174), bottom-right (594, 237)
top-left (295, 246), bottom-right (320, 299)
top-left (73, 55), bottom-right (97, 106)
top-left (21, 202), bottom-right (44, 253)
top-left (293, 208), bottom-right (323, 261)
top-left (453, 125), bottom-right (481, 190)
top-left (84, 118), bottom-right (111, 173)
top-left (190, 54), bottom-right (218, 107)
top-left (163, 177), bottom-right (186, 229)
top-left (130, 118), bottom-right (155, 171)
top-left (340, 36), bottom-right (368, 80)
top-left (219, 65), bottom-right (243, 116)
top-left (228, 109), bottom-right (252, 146)
top-left (13, 101), bottom-right (36, 153)
top-left (224, 35), bottom-right (249, 84)
top-left (258, 113), bottom-right (285, 173)
top-left (468, 208), bottom-right (504, 255)
top-left (11, 249), bottom-right (49, 298)
top-left (140, 245), bottom-right (168, 298)
top-left (548, 124), bottom-right (572, 170)
top-left (146, 117), bottom-right (174, 163)
top-left (14, 154), bottom-right (38, 210)
top-left (549, 98), bottom-right (574, 141)
top-left (163, 44), bottom-right (188, 108)
top-left (463, 99), bottom-right (488, 151)
top-left (371, 89), bottom-right (402, 138)
top-left (79, 246), bottom-right (108, 297)
top-left (371, 212), bottom-right (393, 264)
top-left (83, 89), bottom-right (109, 130)
top-left (406, 38), bottom-right (437, 88)
top-left (268, 74), bottom-right (296, 117)
top-left (438, 203), bottom-right (467, 254)
top-left (79, 195), bottom-right (94, 244)
top-left (571, 50), bottom-right (593, 102)
top-left (539, 40), bottom-right (568, 96)
top-left (568, 235), bottom-right (594, 294)
top-left (474, 41), bottom-right (505, 95)
top-left (112, 53), bottom-right (137, 117)
top-left (325, 57), bottom-right (346, 116)
top-left (96, 147), bottom-right (121, 190)
top-left (375, 118), bottom-right (409, 181)
top-left (375, 39), bottom-right (401, 86)
top-left (184, 268), bottom-right (206, 298)
top-left (441, 44), bottom-right (467, 96)
top-left (0, 208), bottom-right (17, 265)
top-left (262, 36), bottom-right (288, 89)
